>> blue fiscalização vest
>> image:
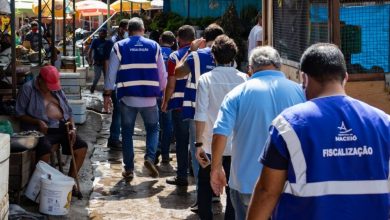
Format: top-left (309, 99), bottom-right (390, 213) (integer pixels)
top-left (161, 46), bottom-right (172, 64)
top-left (114, 36), bottom-right (161, 100)
top-left (270, 96), bottom-right (390, 220)
top-left (167, 45), bottom-right (190, 110)
top-left (182, 47), bottom-right (215, 119)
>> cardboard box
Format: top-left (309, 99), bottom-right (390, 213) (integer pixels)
top-left (9, 149), bottom-right (34, 190)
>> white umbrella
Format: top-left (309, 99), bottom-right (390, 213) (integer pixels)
top-left (0, 0), bottom-right (11, 14)
top-left (151, 0), bottom-right (162, 9)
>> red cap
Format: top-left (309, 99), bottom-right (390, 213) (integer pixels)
top-left (39, 65), bottom-right (61, 91)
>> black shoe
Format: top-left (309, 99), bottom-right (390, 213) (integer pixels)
top-left (212, 196), bottom-right (221, 203)
top-left (161, 156), bottom-right (172, 165)
top-left (122, 170), bottom-right (134, 181)
top-left (144, 160), bottom-right (159, 178)
top-left (107, 139), bottom-right (122, 151)
top-left (166, 177), bottom-right (188, 186)
top-left (190, 201), bottom-right (198, 213)
top-left (154, 150), bottom-right (161, 165)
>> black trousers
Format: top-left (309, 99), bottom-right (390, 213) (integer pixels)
top-left (198, 155), bottom-right (235, 220)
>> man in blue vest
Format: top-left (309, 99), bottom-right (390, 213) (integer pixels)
top-left (162, 25), bottom-right (195, 186)
top-left (175, 23), bottom-right (224, 211)
top-left (107, 19), bottom-right (129, 151)
top-left (155, 30), bottom-right (175, 165)
top-left (103, 17), bottom-right (167, 180)
top-left (210, 46), bottom-right (305, 220)
top-left (247, 43), bottom-right (390, 220)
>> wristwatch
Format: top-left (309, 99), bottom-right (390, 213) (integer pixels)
top-left (194, 142), bottom-right (203, 148)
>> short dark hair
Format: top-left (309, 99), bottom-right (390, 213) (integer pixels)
top-left (177, 25), bottom-right (195, 42)
top-left (119, 19), bottom-right (129, 28)
top-left (160, 31), bottom-right (176, 45)
top-left (211, 35), bottom-right (237, 64)
top-left (30, 21), bottom-right (38, 27)
top-left (300, 43), bottom-right (347, 83)
top-left (203, 23), bottom-right (224, 42)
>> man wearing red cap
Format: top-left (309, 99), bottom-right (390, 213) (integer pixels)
top-left (15, 65), bottom-right (88, 181)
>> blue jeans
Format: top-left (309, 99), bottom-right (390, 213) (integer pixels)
top-left (189, 119), bottom-right (199, 185)
top-left (230, 189), bottom-right (252, 220)
top-left (198, 155), bottom-right (234, 220)
top-left (109, 90), bottom-right (121, 141)
top-left (92, 64), bottom-right (104, 89)
top-left (157, 98), bottom-right (173, 160)
top-left (119, 102), bottom-right (159, 171)
top-left (172, 109), bottom-right (189, 178)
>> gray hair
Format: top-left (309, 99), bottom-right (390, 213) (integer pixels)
top-left (249, 46), bottom-right (281, 70)
top-left (128, 17), bottom-right (144, 33)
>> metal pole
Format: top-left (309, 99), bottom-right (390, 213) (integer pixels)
top-left (51, 0), bottom-right (56, 65)
top-left (107, 0), bottom-right (111, 32)
top-left (63, 0), bottom-right (67, 56)
top-left (38, 0), bottom-right (42, 64)
top-left (131, 2), bottom-right (133, 16)
top-left (11, 0), bottom-right (16, 98)
top-left (120, 0), bottom-right (123, 17)
top-left (73, 0), bottom-right (76, 56)
top-left (187, 0), bottom-right (190, 20)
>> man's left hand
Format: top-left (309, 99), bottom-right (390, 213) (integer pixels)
top-left (103, 96), bottom-right (112, 113)
top-left (210, 166), bottom-right (227, 196)
top-left (68, 129), bottom-right (76, 146)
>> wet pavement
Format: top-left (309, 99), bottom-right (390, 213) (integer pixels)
top-left (84, 92), bottom-right (226, 219)
top-left (12, 88), bottom-right (227, 219)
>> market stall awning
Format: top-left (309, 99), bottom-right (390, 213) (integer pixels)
top-left (110, 0), bottom-right (151, 12)
top-left (76, 0), bottom-right (115, 17)
top-left (32, 0), bottom-right (74, 18)
top-left (12, 0), bottom-right (34, 15)
top-left (150, 0), bottom-right (162, 10)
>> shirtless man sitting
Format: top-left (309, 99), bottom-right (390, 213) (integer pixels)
top-left (15, 65), bottom-right (87, 180)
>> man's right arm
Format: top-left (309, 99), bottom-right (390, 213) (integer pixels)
top-left (88, 39), bottom-right (94, 65)
top-left (103, 47), bottom-right (120, 112)
top-left (15, 87), bottom-right (48, 133)
top-left (210, 94), bottom-right (238, 195)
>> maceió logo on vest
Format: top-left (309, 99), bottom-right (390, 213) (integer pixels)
top-left (322, 121), bottom-right (373, 158)
top-left (335, 121), bottom-right (357, 141)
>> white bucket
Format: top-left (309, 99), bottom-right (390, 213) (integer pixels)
top-left (25, 161), bottom-right (64, 202)
top-left (39, 175), bottom-right (75, 216)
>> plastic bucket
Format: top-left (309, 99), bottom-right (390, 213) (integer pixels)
top-left (25, 161), bottom-right (64, 202)
top-left (39, 174), bottom-right (75, 216)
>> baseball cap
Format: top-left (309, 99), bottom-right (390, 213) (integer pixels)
top-left (39, 65), bottom-right (61, 91)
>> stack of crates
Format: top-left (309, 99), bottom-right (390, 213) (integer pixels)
top-left (59, 71), bottom-right (87, 124)
top-left (0, 133), bottom-right (10, 219)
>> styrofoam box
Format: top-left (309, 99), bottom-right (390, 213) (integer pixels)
top-left (0, 193), bottom-right (9, 220)
top-left (0, 134), bottom-right (10, 163)
top-left (62, 85), bottom-right (81, 95)
top-left (59, 72), bottom-right (81, 86)
top-left (68, 99), bottom-right (86, 115)
top-left (66, 94), bottom-right (82, 100)
top-left (0, 134), bottom-right (10, 201)
top-left (73, 114), bottom-right (86, 124)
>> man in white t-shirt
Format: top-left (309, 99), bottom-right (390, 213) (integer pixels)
top-left (247, 13), bottom-right (263, 59)
top-left (194, 35), bottom-right (247, 219)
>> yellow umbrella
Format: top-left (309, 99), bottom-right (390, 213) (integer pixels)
top-left (110, 0), bottom-right (151, 12)
top-left (32, 0), bottom-right (74, 18)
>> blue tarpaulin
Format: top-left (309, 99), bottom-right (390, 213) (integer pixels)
top-left (311, 4), bottom-right (390, 72)
top-left (169, 0), bottom-right (261, 18)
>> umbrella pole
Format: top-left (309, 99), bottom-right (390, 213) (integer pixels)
top-left (63, 0), bottom-right (66, 57)
top-left (120, 0), bottom-right (122, 17)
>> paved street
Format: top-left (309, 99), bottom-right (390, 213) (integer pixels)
top-left (80, 93), bottom-right (226, 219)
